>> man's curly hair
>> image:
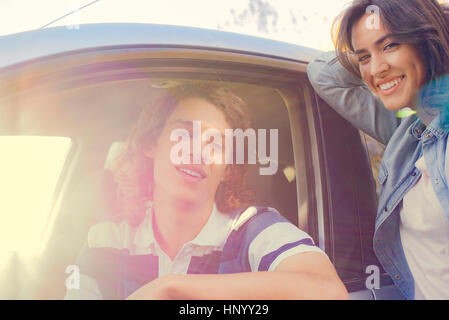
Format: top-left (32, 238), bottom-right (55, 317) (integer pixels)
top-left (110, 82), bottom-right (255, 228)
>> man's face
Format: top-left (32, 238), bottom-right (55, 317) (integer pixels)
top-left (351, 13), bottom-right (426, 111)
top-left (147, 97), bottom-right (230, 207)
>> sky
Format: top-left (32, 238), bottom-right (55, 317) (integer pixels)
top-left (0, 0), bottom-right (352, 51)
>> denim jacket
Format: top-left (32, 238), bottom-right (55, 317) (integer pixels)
top-left (307, 51), bottom-right (449, 300)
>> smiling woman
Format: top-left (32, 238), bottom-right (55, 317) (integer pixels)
top-left (333, 0), bottom-right (449, 118)
top-left (350, 20), bottom-right (426, 112)
top-left (308, 0), bottom-right (449, 300)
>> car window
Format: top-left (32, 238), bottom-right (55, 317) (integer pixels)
top-left (0, 136), bottom-right (73, 255)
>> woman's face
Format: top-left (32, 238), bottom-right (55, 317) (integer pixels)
top-left (147, 97), bottom-right (230, 207)
top-left (351, 14), bottom-right (426, 111)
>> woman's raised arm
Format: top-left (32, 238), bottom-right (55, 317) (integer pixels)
top-left (307, 51), bottom-right (400, 146)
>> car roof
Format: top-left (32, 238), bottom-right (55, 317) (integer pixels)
top-left (0, 23), bottom-right (323, 70)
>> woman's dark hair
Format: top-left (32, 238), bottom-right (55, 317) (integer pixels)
top-left (333, 0), bottom-right (449, 81)
top-left (332, 0), bottom-right (449, 128)
top-left (111, 82), bottom-right (255, 227)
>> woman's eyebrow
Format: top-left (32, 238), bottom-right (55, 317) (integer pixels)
top-left (353, 33), bottom-right (395, 55)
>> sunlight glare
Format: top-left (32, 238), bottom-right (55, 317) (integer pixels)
top-left (0, 136), bottom-right (72, 257)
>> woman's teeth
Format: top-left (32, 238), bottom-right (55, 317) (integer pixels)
top-left (179, 168), bottom-right (202, 178)
top-left (379, 76), bottom-right (404, 91)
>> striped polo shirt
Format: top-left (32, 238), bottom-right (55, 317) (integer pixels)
top-left (64, 203), bottom-right (325, 299)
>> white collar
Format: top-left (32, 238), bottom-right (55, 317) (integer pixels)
top-left (133, 202), bottom-right (233, 249)
top-left (189, 203), bottom-right (234, 247)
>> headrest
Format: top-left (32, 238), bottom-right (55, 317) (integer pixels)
top-left (104, 141), bottom-right (125, 171)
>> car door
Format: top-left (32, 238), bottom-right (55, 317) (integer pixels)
top-left (307, 90), bottom-right (407, 299)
